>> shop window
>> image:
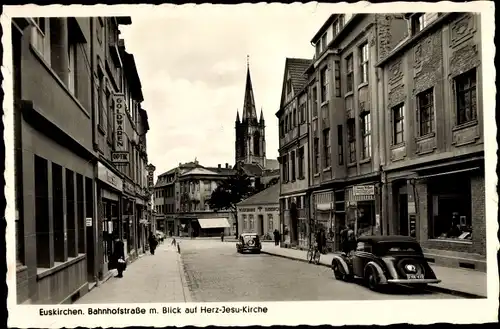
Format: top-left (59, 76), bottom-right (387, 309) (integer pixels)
top-left (268, 214), bottom-right (274, 231)
top-left (35, 155), bottom-right (51, 268)
top-left (242, 215), bottom-right (247, 230)
top-left (356, 202), bottom-right (375, 237)
top-left (429, 176), bottom-right (472, 240)
top-left (455, 68), bottom-right (477, 125)
top-left (417, 88), bottom-right (435, 136)
top-left (66, 168), bottom-right (77, 258)
top-left (249, 214), bottom-right (254, 231)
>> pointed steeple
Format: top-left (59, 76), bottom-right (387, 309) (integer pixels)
top-left (242, 55), bottom-right (258, 121)
top-left (259, 107), bottom-right (264, 123)
top-left (236, 109), bottom-right (240, 123)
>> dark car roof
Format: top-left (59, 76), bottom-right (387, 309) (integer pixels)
top-left (357, 235), bottom-right (418, 244)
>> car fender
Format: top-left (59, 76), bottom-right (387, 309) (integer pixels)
top-left (365, 261), bottom-right (388, 284)
top-left (331, 254), bottom-right (350, 275)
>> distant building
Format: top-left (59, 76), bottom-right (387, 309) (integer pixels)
top-left (237, 183), bottom-right (280, 238)
top-left (153, 161), bottom-right (236, 237)
top-left (234, 58), bottom-right (280, 190)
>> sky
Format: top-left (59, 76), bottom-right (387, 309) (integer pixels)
top-left (119, 3), bottom-right (338, 177)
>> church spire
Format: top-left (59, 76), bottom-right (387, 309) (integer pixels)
top-left (242, 55), bottom-right (258, 121)
top-left (259, 107), bottom-right (264, 123)
top-left (236, 109), bottom-right (240, 123)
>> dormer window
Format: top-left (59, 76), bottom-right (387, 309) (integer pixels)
top-left (321, 33), bottom-right (327, 52)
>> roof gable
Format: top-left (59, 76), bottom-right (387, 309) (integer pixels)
top-left (279, 58), bottom-right (311, 110)
top-left (180, 167), bottom-right (220, 176)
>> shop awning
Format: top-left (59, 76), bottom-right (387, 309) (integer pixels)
top-left (316, 203), bottom-right (332, 211)
top-left (198, 218), bottom-right (231, 229)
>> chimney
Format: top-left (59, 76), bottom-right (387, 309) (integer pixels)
top-left (218, 164), bottom-right (221, 169)
top-left (225, 163), bottom-right (228, 168)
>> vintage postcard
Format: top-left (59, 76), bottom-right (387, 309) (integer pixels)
top-left (2, 1), bottom-right (498, 328)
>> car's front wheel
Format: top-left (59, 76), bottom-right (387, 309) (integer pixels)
top-left (332, 261), bottom-right (344, 280)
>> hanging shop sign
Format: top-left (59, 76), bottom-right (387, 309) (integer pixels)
top-left (146, 163), bottom-right (156, 191)
top-left (111, 151), bottom-right (130, 164)
top-left (86, 217), bottom-right (92, 227)
top-left (113, 94), bottom-right (126, 152)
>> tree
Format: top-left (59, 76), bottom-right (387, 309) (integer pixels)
top-left (207, 169), bottom-right (254, 236)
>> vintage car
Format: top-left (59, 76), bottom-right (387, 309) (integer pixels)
top-left (236, 233), bottom-right (262, 254)
top-left (330, 235), bottom-right (441, 291)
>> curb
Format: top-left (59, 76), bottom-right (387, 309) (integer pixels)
top-left (177, 252), bottom-right (193, 303)
top-left (261, 250), bottom-right (486, 299)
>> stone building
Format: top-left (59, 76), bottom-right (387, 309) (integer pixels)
top-left (12, 16), bottom-right (150, 304)
top-left (237, 183), bottom-right (280, 238)
top-left (376, 13), bottom-right (485, 271)
top-left (276, 58), bottom-right (312, 249)
top-left (153, 161), bottom-right (236, 237)
top-left (304, 14), bottom-right (408, 251)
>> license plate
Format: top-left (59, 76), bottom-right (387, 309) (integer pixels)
top-left (407, 274), bottom-right (424, 279)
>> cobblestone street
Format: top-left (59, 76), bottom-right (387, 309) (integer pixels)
top-left (179, 239), bottom-right (462, 302)
top-left (75, 243), bottom-right (191, 304)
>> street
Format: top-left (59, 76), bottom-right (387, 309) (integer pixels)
top-left (178, 239), bottom-right (461, 302)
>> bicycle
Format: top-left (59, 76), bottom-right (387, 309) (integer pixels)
top-left (306, 242), bottom-right (321, 265)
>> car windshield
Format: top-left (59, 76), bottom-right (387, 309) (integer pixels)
top-left (375, 242), bottom-right (423, 255)
top-left (242, 235), bottom-right (259, 243)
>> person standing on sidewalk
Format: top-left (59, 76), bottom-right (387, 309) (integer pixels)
top-left (220, 231), bottom-right (224, 242)
top-left (112, 238), bottom-right (126, 278)
top-left (149, 232), bottom-right (158, 255)
top-left (273, 229), bottom-right (280, 246)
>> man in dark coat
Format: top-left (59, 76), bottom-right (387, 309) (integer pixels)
top-left (149, 233), bottom-right (158, 255)
top-left (113, 238), bottom-right (125, 278)
top-left (273, 229), bottom-right (280, 246)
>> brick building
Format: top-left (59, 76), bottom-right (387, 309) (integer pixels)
top-left (12, 16), bottom-right (151, 304)
top-left (376, 12), bottom-right (485, 271)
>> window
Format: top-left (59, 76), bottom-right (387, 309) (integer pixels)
top-left (321, 33), bottom-right (327, 53)
top-left (417, 88), bottom-right (435, 136)
top-left (411, 13), bottom-right (439, 35)
top-left (347, 119), bottom-right (356, 163)
top-left (76, 174), bottom-right (85, 254)
top-left (65, 168), bottom-right (77, 257)
top-left (392, 104), bottom-right (405, 145)
top-left (323, 128), bottom-right (331, 168)
top-left (35, 155), bottom-right (50, 268)
top-left (299, 101), bottom-right (306, 124)
top-left (359, 43), bottom-right (369, 84)
top-left (268, 214), bottom-right (274, 231)
top-left (337, 125), bottom-right (344, 165)
top-left (429, 175), bottom-right (472, 240)
top-left (279, 120), bottom-right (284, 138)
top-left (106, 87), bottom-right (112, 143)
top-left (298, 147), bottom-right (305, 179)
top-left (334, 60), bottom-right (341, 97)
top-left (67, 42), bottom-right (77, 96)
top-left (282, 154), bottom-right (289, 182)
top-left (31, 18), bottom-right (49, 61)
top-left (455, 69), bottom-right (477, 125)
top-left (293, 108), bottom-right (297, 127)
top-left (291, 151), bottom-right (296, 181)
top-left (97, 69), bottom-right (104, 129)
top-left (253, 131), bottom-right (261, 156)
top-left (346, 55), bottom-right (354, 93)
top-left (320, 66), bottom-right (328, 102)
top-left (361, 112), bottom-right (371, 159)
top-left (284, 115), bottom-right (289, 133)
top-left (97, 18), bottom-right (103, 44)
top-left (312, 87), bottom-right (318, 117)
top-left (249, 214), bottom-right (255, 231)
top-left (313, 137), bottom-right (320, 174)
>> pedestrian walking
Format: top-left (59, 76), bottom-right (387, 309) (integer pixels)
top-left (149, 232), bottom-right (158, 255)
top-left (112, 237), bottom-right (126, 278)
top-left (220, 231), bottom-right (224, 242)
top-left (273, 229), bottom-right (280, 246)
top-left (171, 237), bottom-right (177, 246)
top-left (315, 227), bottom-right (325, 254)
top-left (340, 223), bottom-right (356, 255)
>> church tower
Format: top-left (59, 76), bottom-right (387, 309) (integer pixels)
top-left (235, 56), bottom-right (266, 168)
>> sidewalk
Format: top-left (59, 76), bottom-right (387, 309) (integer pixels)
top-left (74, 245), bottom-right (191, 304)
top-left (261, 243), bottom-right (487, 298)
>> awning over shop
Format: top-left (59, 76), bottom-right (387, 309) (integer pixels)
top-left (316, 203), bottom-right (332, 211)
top-left (198, 218), bottom-right (230, 229)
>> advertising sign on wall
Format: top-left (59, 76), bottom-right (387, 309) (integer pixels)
top-left (113, 94), bottom-right (126, 152)
top-left (111, 151), bottom-right (129, 164)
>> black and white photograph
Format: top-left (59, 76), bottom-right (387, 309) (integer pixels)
top-left (2, 1), bottom-right (497, 328)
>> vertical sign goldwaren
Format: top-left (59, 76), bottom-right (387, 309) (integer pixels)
top-left (114, 94), bottom-right (126, 152)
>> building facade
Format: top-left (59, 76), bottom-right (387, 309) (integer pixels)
top-left (276, 58), bottom-right (312, 249)
top-left (237, 183), bottom-right (280, 239)
top-left (153, 161), bottom-right (236, 237)
top-left (376, 12), bottom-right (485, 271)
top-left (13, 16), bottom-right (150, 305)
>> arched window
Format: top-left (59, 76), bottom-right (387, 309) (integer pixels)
top-left (253, 131), bottom-right (260, 156)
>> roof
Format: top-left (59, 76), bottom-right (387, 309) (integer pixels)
top-left (286, 58), bottom-right (312, 94)
top-left (239, 163), bottom-right (264, 177)
top-left (237, 183), bottom-right (280, 207)
top-left (180, 166), bottom-right (236, 178)
top-left (357, 235), bottom-right (419, 244)
top-left (264, 159), bottom-right (280, 171)
top-left (205, 167), bottom-right (237, 176)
